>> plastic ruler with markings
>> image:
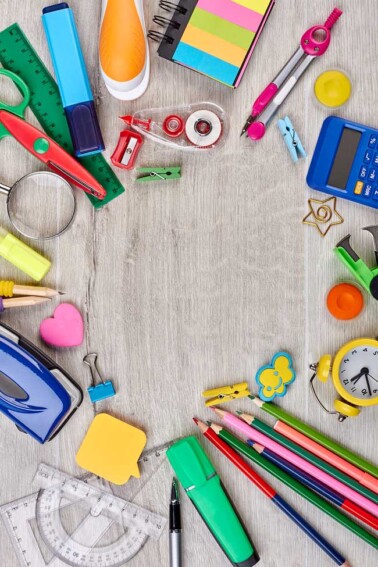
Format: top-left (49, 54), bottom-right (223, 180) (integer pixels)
top-left (0, 23), bottom-right (124, 209)
top-left (0, 441), bottom-right (177, 567)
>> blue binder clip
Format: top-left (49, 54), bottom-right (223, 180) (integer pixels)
top-left (84, 353), bottom-right (116, 403)
top-left (278, 116), bottom-right (306, 163)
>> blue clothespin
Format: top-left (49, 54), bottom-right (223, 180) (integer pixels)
top-left (278, 116), bottom-right (306, 163)
top-left (84, 353), bottom-right (116, 403)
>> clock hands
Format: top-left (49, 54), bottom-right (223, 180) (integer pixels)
top-left (350, 369), bottom-right (366, 384)
top-left (368, 373), bottom-right (378, 383)
top-left (364, 372), bottom-right (373, 397)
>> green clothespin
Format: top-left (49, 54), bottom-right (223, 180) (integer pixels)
top-left (136, 167), bottom-right (181, 182)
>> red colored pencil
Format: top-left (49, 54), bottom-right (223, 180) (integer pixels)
top-left (194, 419), bottom-right (349, 566)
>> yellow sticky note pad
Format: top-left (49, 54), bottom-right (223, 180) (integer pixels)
top-left (232, 0), bottom-right (271, 15)
top-left (76, 413), bottom-right (147, 485)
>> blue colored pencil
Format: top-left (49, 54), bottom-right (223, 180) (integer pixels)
top-left (201, 421), bottom-right (349, 566)
top-left (249, 441), bottom-right (378, 532)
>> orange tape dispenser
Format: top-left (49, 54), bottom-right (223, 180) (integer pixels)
top-left (99, 0), bottom-right (150, 100)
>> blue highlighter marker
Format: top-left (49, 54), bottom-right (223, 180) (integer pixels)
top-left (42, 3), bottom-right (105, 157)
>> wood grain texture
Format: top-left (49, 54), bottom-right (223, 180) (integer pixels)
top-left (0, 0), bottom-right (377, 565)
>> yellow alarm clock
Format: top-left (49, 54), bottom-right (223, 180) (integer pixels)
top-left (311, 338), bottom-right (378, 421)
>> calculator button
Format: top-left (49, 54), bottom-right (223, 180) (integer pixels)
top-left (365, 150), bottom-right (374, 164)
top-left (369, 135), bottom-right (378, 148)
top-left (363, 183), bottom-right (373, 198)
top-left (368, 168), bottom-right (378, 182)
top-left (359, 166), bottom-right (368, 179)
top-left (354, 181), bottom-right (364, 195)
top-left (373, 188), bottom-right (378, 201)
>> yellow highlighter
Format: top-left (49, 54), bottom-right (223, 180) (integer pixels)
top-left (0, 227), bottom-right (51, 281)
top-left (99, 0), bottom-right (150, 100)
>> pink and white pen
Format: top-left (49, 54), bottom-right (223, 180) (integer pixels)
top-left (241, 8), bottom-right (342, 140)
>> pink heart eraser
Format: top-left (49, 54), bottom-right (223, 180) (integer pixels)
top-left (40, 303), bottom-right (84, 348)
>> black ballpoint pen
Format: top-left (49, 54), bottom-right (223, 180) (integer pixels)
top-left (169, 478), bottom-right (182, 567)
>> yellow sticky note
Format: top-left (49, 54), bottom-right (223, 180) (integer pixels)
top-left (76, 413), bottom-right (147, 485)
top-left (232, 0), bottom-right (271, 15)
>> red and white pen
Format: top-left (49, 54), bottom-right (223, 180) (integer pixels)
top-left (241, 8), bottom-right (342, 140)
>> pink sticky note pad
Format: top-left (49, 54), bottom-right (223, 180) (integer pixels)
top-left (40, 303), bottom-right (84, 348)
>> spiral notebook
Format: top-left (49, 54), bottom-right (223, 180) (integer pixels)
top-left (149, 0), bottom-right (275, 88)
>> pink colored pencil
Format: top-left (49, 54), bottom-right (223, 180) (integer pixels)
top-left (275, 420), bottom-right (378, 495)
top-left (212, 408), bottom-right (378, 519)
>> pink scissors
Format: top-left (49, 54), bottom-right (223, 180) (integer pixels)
top-left (241, 8), bottom-right (342, 141)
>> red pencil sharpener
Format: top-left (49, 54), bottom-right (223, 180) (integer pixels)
top-left (111, 129), bottom-right (144, 170)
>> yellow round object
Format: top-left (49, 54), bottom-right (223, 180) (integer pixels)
top-left (334, 399), bottom-right (360, 418)
top-left (314, 70), bottom-right (352, 108)
top-left (316, 355), bottom-right (332, 383)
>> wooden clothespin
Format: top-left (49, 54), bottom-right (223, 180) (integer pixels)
top-left (202, 382), bottom-right (250, 407)
top-left (136, 167), bottom-right (181, 182)
top-left (278, 116), bottom-right (306, 163)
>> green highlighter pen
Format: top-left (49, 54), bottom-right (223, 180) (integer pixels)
top-left (167, 436), bottom-right (259, 567)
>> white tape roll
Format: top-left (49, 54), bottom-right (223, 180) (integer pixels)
top-left (185, 110), bottom-right (222, 147)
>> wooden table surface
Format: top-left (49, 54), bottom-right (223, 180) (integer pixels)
top-left (0, 0), bottom-right (377, 565)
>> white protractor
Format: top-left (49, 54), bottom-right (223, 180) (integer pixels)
top-left (0, 441), bottom-right (176, 567)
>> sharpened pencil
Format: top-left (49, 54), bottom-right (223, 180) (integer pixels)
top-left (236, 411), bottom-right (378, 504)
top-left (195, 419), bottom-right (350, 567)
top-left (207, 421), bottom-right (378, 550)
top-left (249, 395), bottom-right (378, 479)
top-left (249, 441), bottom-right (378, 531)
top-left (0, 296), bottom-right (50, 311)
top-left (0, 281), bottom-right (62, 298)
top-left (213, 408), bottom-right (378, 518)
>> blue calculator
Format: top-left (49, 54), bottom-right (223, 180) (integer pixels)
top-left (307, 116), bottom-right (378, 209)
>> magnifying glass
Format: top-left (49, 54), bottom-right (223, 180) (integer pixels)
top-left (0, 171), bottom-right (76, 240)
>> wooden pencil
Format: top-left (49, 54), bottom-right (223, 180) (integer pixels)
top-left (195, 419), bottom-right (349, 567)
top-left (208, 422), bottom-right (378, 550)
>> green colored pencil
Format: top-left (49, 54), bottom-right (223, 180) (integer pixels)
top-left (237, 411), bottom-right (378, 504)
top-left (209, 422), bottom-right (378, 550)
top-left (250, 396), bottom-right (378, 479)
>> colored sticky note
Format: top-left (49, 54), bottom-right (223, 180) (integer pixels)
top-left (76, 413), bottom-right (147, 485)
top-left (189, 8), bottom-right (255, 49)
top-left (181, 24), bottom-right (247, 67)
top-left (197, 0), bottom-right (263, 32)
top-left (173, 43), bottom-right (239, 85)
top-left (232, 0), bottom-right (271, 14)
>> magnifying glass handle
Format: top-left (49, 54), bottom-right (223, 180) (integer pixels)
top-left (0, 183), bottom-right (11, 196)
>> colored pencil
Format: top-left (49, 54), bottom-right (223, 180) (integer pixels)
top-left (0, 296), bottom-right (51, 310)
top-left (0, 281), bottom-right (63, 298)
top-left (249, 395), bottom-right (378, 479)
top-left (249, 441), bottom-right (378, 531)
top-left (213, 408), bottom-right (378, 518)
top-left (194, 419), bottom-right (349, 567)
top-left (237, 411), bottom-right (378, 504)
top-left (274, 419), bottom-right (378, 494)
top-left (208, 422), bottom-right (378, 550)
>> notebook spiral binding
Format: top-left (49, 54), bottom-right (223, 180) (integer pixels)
top-left (147, 30), bottom-right (174, 44)
top-left (153, 15), bottom-right (180, 29)
top-left (159, 1), bottom-right (187, 15)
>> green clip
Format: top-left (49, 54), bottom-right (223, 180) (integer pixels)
top-left (136, 167), bottom-right (181, 182)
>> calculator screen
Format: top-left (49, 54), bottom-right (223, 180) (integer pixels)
top-left (327, 128), bottom-right (362, 189)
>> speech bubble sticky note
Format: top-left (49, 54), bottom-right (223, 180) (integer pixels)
top-left (76, 413), bottom-right (147, 485)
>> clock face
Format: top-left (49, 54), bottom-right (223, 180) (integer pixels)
top-left (338, 344), bottom-right (378, 400)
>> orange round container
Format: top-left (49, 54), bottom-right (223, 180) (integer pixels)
top-left (327, 283), bottom-right (364, 320)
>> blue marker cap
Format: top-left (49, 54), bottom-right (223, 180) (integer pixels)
top-left (42, 3), bottom-right (105, 157)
